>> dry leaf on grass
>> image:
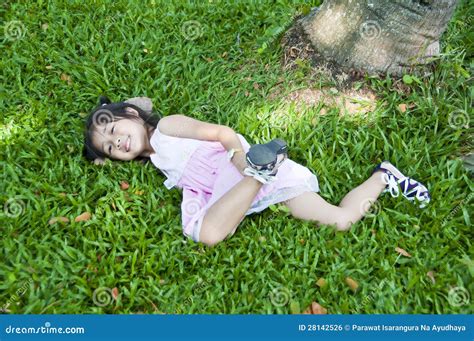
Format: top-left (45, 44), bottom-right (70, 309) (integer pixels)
top-left (427, 271), bottom-right (436, 284)
top-left (395, 247), bottom-right (412, 257)
top-left (302, 301), bottom-right (327, 314)
top-left (120, 181), bottom-right (129, 190)
top-left (48, 217), bottom-right (69, 224)
top-left (316, 278), bottom-right (327, 288)
top-left (398, 103), bottom-right (407, 112)
top-left (60, 73), bottom-right (72, 85)
top-left (345, 277), bottom-right (359, 292)
top-left (74, 212), bottom-right (91, 222)
top-left (112, 287), bottom-right (119, 300)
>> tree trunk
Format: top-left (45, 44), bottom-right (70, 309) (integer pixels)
top-left (292, 0), bottom-right (458, 76)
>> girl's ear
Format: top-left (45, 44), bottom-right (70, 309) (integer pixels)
top-left (125, 97), bottom-right (153, 114)
top-left (93, 157), bottom-right (107, 165)
top-left (125, 107), bottom-right (140, 116)
top-left (99, 96), bottom-right (112, 106)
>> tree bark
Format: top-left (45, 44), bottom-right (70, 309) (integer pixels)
top-left (292, 0), bottom-right (458, 76)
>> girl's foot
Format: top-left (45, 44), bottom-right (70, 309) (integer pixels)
top-left (244, 138), bottom-right (288, 184)
top-left (373, 161), bottom-right (431, 208)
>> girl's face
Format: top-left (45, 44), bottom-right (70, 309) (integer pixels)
top-left (91, 109), bottom-right (154, 161)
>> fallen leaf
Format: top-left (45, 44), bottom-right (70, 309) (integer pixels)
top-left (253, 82), bottom-right (260, 90)
top-left (41, 23), bottom-right (49, 30)
top-left (427, 271), bottom-right (436, 284)
top-left (45, 65), bottom-right (53, 70)
top-left (311, 301), bottom-right (327, 314)
top-left (120, 181), bottom-right (129, 190)
top-left (345, 277), bottom-right (359, 292)
top-left (112, 287), bottom-right (119, 300)
top-left (221, 51), bottom-right (228, 58)
top-left (74, 212), bottom-right (91, 222)
top-left (60, 73), bottom-right (72, 84)
top-left (299, 239), bottom-right (305, 245)
top-left (244, 91), bottom-right (250, 97)
top-left (206, 57), bottom-right (213, 62)
top-left (395, 247), bottom-right (412, 258)
top-left (48, 217), bottom-right (69, 224)
top-left (316, 278), bottom-right (327, 288)
top-left (134, 190), bottom-right (144, 195)
top-left (398, 103), bottom-right (407, 112)
top-left (302, 301), bottom-right (327, 314)
top-left (58, 192), bottom-right (67, 197)
top-left (111, 202), bottom-right (116, 210)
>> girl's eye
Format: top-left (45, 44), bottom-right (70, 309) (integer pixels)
top-left (111, 126), bottom-right (115, 134)
top-left (108, 145), bottom-right (112, 155)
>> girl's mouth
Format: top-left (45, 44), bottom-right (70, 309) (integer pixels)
top-left (126, 136), bottom-right (130, 152)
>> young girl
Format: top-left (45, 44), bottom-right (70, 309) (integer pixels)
top-left (83, 96), bottom-right (430, 246)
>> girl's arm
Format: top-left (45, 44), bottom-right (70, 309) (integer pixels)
top-left (158, 114), bottom-right (247, 174)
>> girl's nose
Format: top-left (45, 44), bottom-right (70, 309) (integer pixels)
top-left (116, 137), bottom-right (121, 150)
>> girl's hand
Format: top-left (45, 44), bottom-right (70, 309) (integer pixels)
top-left (231, 152), bottom-right (248, 176)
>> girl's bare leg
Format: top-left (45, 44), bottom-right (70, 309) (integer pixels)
top-left (283, 171), bottom-right (387, 230)
top-left (199, 177), bottom-right (263, 246)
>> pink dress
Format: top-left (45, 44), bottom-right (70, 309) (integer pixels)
top-left (149, 124), bottom-right (319, 242)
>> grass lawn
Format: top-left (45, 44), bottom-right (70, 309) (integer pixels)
top-left (1, 0), bottom-right (472, 314)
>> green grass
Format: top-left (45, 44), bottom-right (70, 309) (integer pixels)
top-left (1, 0), bottom-right (472, 314)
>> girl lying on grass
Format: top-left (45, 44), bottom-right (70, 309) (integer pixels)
top-left (83, 96), bottom-right (431, 246)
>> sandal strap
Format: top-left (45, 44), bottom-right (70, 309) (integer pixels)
top-left (381, 172), bottom-right (400, 197)
top-left (243, 167), bottom-right (277, 184)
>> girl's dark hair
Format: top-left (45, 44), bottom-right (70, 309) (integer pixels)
top-left (83, 96), bottom-right (162, 163)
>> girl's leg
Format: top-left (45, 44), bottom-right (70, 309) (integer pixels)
top-left (199, 176), bottom-right (263, 246)
top-left (283, 171), bottom-right (386, 230)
